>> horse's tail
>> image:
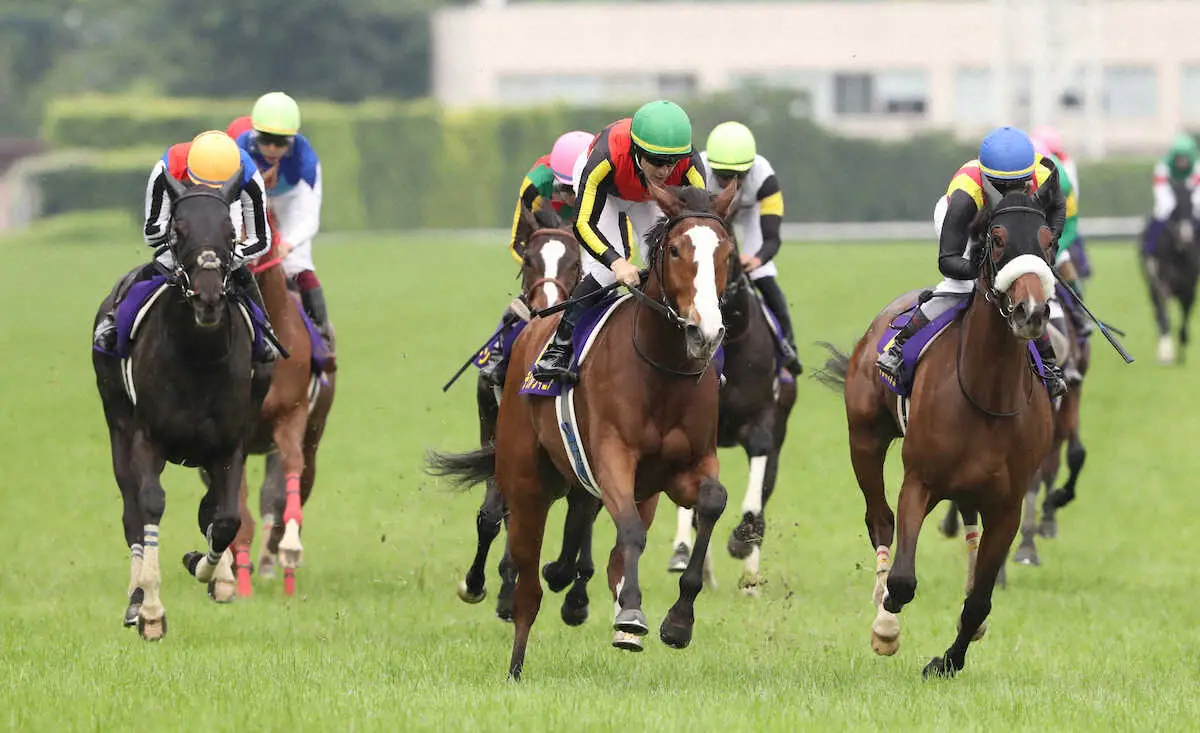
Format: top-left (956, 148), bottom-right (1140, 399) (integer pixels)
top-left (813, 341), bottom-right (850, 394)
top-left (425, 445), bottom-right (496, 491)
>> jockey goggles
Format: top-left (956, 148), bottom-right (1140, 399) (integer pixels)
top-left (639, 150), bottom-right (685, 168)
top-left (256, 131), bottom-right (294, 148)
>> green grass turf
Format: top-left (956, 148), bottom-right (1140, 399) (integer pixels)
top-left (1, 219), bottom-right (1198, 731)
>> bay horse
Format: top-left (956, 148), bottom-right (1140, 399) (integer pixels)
top-left (456, 206), bottom-right (586, 623)
top-left (1142, 178), bottom-right (1200, 364)
top-left (429, 182), bottom-right (739, 679)
top-left (92, 174), bottom-right (264, 640)
top-left (668, 230), bottom-right (797, 595)
top-left (816, 184), bottom-right (1056, 678)
top-left (228, 210), bottom-right (337, 599)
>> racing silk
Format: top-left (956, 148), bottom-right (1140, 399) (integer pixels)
top-left (1057, 152), bottom-right (1079, 200)
top-left (575, 118), bottom-right (706, 266)
top-left (1151, 158), bottom-right (1200, 221)
top-left (508, 153), bottom-right (579, 263)
top-left (936, 155), bottom-right (1065, 281)
top-left (1045, 153), bottom-right (1078, 256)
top-left (143, 143), bottom-right (270, 264)
top-left (236, 131), bottom-right (322, 249)
top-left (700, 152), bottom-right (784, 263)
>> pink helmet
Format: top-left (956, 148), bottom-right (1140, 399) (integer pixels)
top-left (1030, 125), bottom-right (1065, 156)
top-left (1031, 137), bottom-right (1052, 158)
top-left (550, 130), bottom-right (594, 185)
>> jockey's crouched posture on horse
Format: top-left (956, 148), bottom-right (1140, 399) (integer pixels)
top-left (701, 121), bottom-right (803, 375)
top-left (92, 130), bottom-right (281, 361)
top-left (477, 130), bottom-right (595, 387)
top-left (234, 92), bottom-right (332, 360)
top-left (532, 99), bottom-right (709, 384)
top-left (876, 126), bottom-right (1069, 398)
top-left (1143, 133), bottom-right (1200, 257)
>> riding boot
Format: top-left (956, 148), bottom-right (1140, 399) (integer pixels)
top-left (93, 262), bottom-right (161, 353)
top-left (876, 306), bottom-right (930, 379)
top-left (300, 285), bottom-right (331, 336)
top-left (531, 275), bottom-right (602, 384)
top-left (478, 308), bottom-right (512, 388)
top-left (1035, 333), bottom-right (1068, 398)
top-left (231, 266), bottom-right (280, 362)
top-left (753, 276), bottom-right (803, 375)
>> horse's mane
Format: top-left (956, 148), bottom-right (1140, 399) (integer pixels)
top-left (646, 186), bottom-right (719, 263)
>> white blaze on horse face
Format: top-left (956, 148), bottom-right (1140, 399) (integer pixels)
top-left (540, 239), bottom-right (567, 307)
top-left (684, 225), bottom-right (724, 342)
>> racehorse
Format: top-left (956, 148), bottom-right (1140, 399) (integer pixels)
top-left (455, 206), bottom-right (585, 623)
top-left (429, 182), bottom-right (739, 679)
top-left (92, 174), bottom-right (265, 640)
top-left (668, 229), bottom-right (797, 595)
top-left (225, 215), bottom-right (337, 599)
top-left (1142, 178), bottom-right (1200, 364)
top-left (816, 183), bottom-right (1056, 678)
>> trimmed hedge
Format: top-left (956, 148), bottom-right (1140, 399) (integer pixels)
top-left (32, 92), bottom-right (1156, 230)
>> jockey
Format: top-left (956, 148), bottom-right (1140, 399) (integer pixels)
top-left (701, 121), bottom-right (803, 375)
top-left (876, 126), bottom-right (1068, 398)
top-left (234, 92), bottom-right (330, 344)
top-left (532, 100), bottom-right (707, 383)
top-left (1030, 124), bottom-right (1091, 287)
top-left (93, 130), bottom-right (279, 360)
top-left (477, 130), bottom-right (594, 387)
top-left (1143, 133), bottom-right (1200, 258)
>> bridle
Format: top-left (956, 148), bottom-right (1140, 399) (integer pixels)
top-left (167, 188), bottom-right (235, 301)
top-left (522, 228), bottom-right (579, 306)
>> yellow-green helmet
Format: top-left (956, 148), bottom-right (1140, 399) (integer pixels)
top-left (705, 121), bottom-right (757, 173)
top-left (251, 92), bottom-right (301, 136)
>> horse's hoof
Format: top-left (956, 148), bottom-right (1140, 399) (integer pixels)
top-left (739, 572), bottom-right (764, 597)
top-left (1158, 336), bottom-right (1176, 365)
top-left (1037, 519), bottom-right (1058, 539)
top-left (123, 604), bottom-right (141, 628)
top-left (659, 617), bottom-right (693, 649)
top-left (209, 579), bottom-right (237, 603)
top-left (258, 553), bottom-right (277, 580)
top-left (1012, 544), bottom-right (1040, 566)
top-left (495, 597), bottom-right (514, 623)
top-left (922, 655), bottom-right (959, 679)
top-left (182, 551), bottom-right (204, 577)
top-left (541, 562), bottom-right (574, 593)
top-left (726, 513), bottom-right (764, 560)
top-left (137, 613), bottom-right (167, 641)
top-left (613, 608), bottom-right (649, 636)
top-left (938, 513), bottom-right (960, 538)
top-left (612, 630), bottom-right (644, 652)
top-left (457, 580), bottom-right (487, 604)
top-left (871, 613), bottom-right (900, 656)
top-left (277, 520), bottom-right (303, 569)
top-left (560, 600), bottom-right (588, 627)
top-left (667, 543), bottom-right (691, 573)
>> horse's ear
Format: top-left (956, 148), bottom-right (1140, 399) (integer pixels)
top-left (981, 176), bottom-right (1003, 210)
top-left (164, 174), bottom-right (188, 202)
top-left (220, 167), bottom-right (245, 204)
top-left (712, 177), bottom-right (740, 220)
top-left (649, 181), bottom-right (685, 219)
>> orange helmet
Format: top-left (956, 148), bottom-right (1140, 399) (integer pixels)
top-left (186, 131), bottom-right (242, 187)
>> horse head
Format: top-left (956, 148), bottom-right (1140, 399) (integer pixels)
top-left (517, 205), bottom-right (581, 313)
top-left (162, 173), bottom-right (242, 329)
top-left (646, 180), bottom-right (739, 360)
top-left (975, 178), bottom-right (1058, 340)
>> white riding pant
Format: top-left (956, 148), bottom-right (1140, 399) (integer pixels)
top-left (579, 196), bottom-right (663, 287)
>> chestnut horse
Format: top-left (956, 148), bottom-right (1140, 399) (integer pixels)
top-left (457, 206), bottom-right (585, 622)
top-left (817, 185), bottom-right (1056, 678)
top-left (214, 217), bottom-right (337, 599)
top-left (430, 182), bottom-right (739, 679)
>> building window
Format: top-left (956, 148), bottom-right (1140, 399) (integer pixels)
top-left (1182, 66), bottom-right (1200, 121)
top-left (834, 70), bottom-right (927, 116)
top-left (1103, 66), bottom-right (1156, 119)
top-left (955, 68), bottom-right (995, 122)
top-left (496, 73), bottom-right (696, 105)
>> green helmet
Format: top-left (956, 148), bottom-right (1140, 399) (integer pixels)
top-left (630, 100), bottom-right (693, 159)
top-left (251, 91), bottom-right (301, 136)
top-left (705, 121), bottom-right (757, 173)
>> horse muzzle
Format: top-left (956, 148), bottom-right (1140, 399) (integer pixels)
top-left (1009, 296), bottom-right (1049, 340)
top-left (192, 294), bottom-right (224, 330)
top-left (684, 322), bottom-right (724, 361)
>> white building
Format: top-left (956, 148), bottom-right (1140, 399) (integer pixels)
top-left (432, 0), bottom-right (1200, 156)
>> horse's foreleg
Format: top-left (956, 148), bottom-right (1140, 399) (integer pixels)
top-left (560, 491), bottom-right (602, 627)
top-left (231, 468), bottom-right (254, 598)
top-left (668, 507), bottom-right (694, 572)
top-left (728, 422), bottom-right (773, 572)
top-left (661, 467), bottom-right (727, 650)
top-left (130, 430), bottom-right (167, 641)
top-left (113, 428), bottom-right (144, 628)
top-left (1012, 477), bottom-right (1042, 567)
top-left (1150, 281), bottom-right (1174, 363)
top-left (923, 497), bottom-right (1020, 679)
top-left (500, 470), bottom-right (549, 681)
top-left (606, 494), bottom-right (659, 651)
top-left (596, 449), bottom-right (647, 650)
top-left (1040, 404), bottom-right (1071, 538)
top-left (274, 410), bottom-right (308, 596)
top-left (883, 475), bottom-right (933, 615)
top-left (257, 451), bottom-right (284, 579)
top-left (1179, 288), bottom-right (1196, 363)
top-left (459, 479), bottom-right (504, 604)
top-left (543, 489), bottom-right (594, 593)
top-left (184, 448), bottom-right (246, 605)
top-left (849, 428), bottom-right (899, 655)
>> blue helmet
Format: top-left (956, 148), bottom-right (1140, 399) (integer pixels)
top-left (979, 126), bottom-right (1036, 181)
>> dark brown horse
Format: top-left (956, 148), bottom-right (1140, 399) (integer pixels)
top-left (817, 186), bottom-right (1056, 678)
top-left (1143, 179), bottom-right (1200, 364)
top-left (430, 182), bottom-right (739, 679)
top-left (668, 231), bottom-right (797, 595)
top-left (457, 206), bottom-right (584, 622)
top-left (216, 215), bottom-right (337, 599)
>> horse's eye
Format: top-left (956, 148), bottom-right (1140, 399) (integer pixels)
top-left (669, 245), bottom-right (680, 258)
